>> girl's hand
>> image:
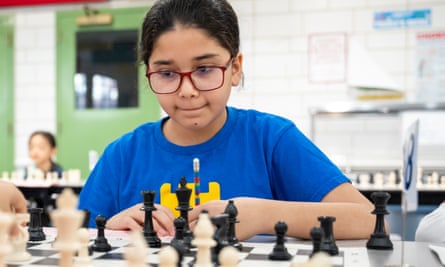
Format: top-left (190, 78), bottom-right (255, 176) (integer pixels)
top-left (188, 197), bottom-right (270, 241)
top-left (106, 203), bottom-right (175, 236)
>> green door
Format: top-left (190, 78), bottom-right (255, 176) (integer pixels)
top-left (0, 16), bottom-right (14, 172)
top-left (56, 7), bottom-right (159, 178)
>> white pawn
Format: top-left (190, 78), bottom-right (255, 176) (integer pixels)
top-left (291, 252), bottom-right (332, 267)
top-left (218, 246), bottom-right (239, 267)
top-left (75, 228), bottom-right (92, 267)
top-left (191, 212), bottom-right (216, 267)
top-left (6, 213), bottom-right (32, 262)
top-left (158, 246), bottom-right (178, 267)
top-left (124, 231), bottom-right (148, 267)
top-left (0, 212), bottom-right (14, 267)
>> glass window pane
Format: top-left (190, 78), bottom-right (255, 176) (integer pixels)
top-left (75, 30), bottom-right (138, 109)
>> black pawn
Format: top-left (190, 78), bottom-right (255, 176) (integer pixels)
top-left (224, 200), bottom-right (242, 251)
top-left (175, 177), bottom-right (193, 250)
top-left (268, 221), bottom-right (292, 261)
top-left (140, 190), bottom-right (161, 248)
top-left (310, 227), bottom-right (324, 257)
top-left (211, 213), bottom-right (230, 264)
top-left (366, 191), bottom-right (393, 250)
top-left (92, 215), bottom-right (112, 252)
top-left (318, 216), bottom-right (338, 256)
top-left (171, 216), bottom-right (187, 254)
top-left (28, 208), bottom-right (46, 241)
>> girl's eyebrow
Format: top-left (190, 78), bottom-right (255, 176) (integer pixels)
top-left (150, 54), bottom-right (221, 66)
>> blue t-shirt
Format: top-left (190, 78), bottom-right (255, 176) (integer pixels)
top-left (78, 107), bottom-right (349, 227)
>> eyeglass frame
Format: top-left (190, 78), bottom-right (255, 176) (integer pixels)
top-left (145, 57), bottom-right (234, 94)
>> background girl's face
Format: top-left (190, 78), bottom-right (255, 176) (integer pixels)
top-left (148, 25), bottom-right (243, 132)
top-left (29, 134), bottom-right (55, 166)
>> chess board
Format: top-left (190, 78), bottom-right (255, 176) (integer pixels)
top-left (7, 233), bottom-right (370, 267)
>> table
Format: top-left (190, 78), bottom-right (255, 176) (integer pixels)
top-left (17, 183), bottom-right (83, 226)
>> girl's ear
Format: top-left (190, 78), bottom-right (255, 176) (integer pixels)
top-left (51, 148), bottom-right (57, 158)
top-left (231, 52), bottom-right (243, 87)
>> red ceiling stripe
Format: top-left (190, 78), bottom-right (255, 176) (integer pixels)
top-left (0, 0), bottom-right (107, 7)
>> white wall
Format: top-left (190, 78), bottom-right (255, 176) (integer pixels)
top-left (6, 0), bottom-right (445, 170)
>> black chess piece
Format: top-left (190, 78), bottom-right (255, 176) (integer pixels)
top-left (224, 199), bottom-right (242, 251)
top-left (211, 213), bottom-right (230, 264)
top-left (310, 226), bottom-right (324, 257)
top-left (268, 221), bottom-right (292, 261)
top-left (28, 207), bottom-right (46, 241)
top-left (140, 190), bottom-right (162, 248)
top-left (366, 191), bottom-right (393, 250)
top-left (171, 216), bottom-right (188, 256)
top-left (92, 214), bottom-right (112, 252)
top-left (175, 177), bottom-right (193, 250)
top-left (318, 216), bottom-right (339, 256)
top-left (169, 243), bottom-right (184, 267)
top-left (81, 209), bottom-right (91, 229)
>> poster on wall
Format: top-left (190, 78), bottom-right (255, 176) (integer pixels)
top-left (308, 33), bottom-right (347, 83)
top-left (416, 31), bottom-right (445, 102)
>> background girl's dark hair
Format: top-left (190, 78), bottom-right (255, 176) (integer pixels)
top-left (29, 131), bottom-right (57, 148)
top-left (140, 0), bottom-right (240, 65)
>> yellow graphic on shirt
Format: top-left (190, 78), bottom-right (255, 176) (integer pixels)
top-left (160, 182), bottom-right (220, 217)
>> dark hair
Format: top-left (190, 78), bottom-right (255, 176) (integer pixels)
top-left (139, 0), bottom-right (240, 65)
top-left (29, 131), bottom-right (57, 148)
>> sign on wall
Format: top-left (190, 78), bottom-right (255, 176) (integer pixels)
top-left (308, 33), bottom-right (347, 83)
top-left (373, 9), bottom-right (431, 30)
top-left (416, 31), bottom-right (445, 102)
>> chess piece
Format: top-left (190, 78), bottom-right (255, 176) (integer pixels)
top-left (124, 231), bottom-right (148, 267)
top-left (291, 251), bottom-right (331, 267)
top-left (140, 190), bottom-right (161, 248)
top-left (92, 215), bottom-right (112, 252)
top-left (318, 216), bottom-right (338, 256)
top-left (192, 211), bottom-right (216, 267)
top-left (158, 245), bottom-right (179, 267)
top-left (170, 216), bottom-right (187, 261)
top-left (28, 207), bottom-right (46, 241)
top-left (366, 191), bottom-right (393, 250)
top-left (268, 221), bottom-right (292, 261)
top-left (81, 209), bottom-right (91, 229)
top-left (218, 246), bottom-right (240, 267)
top-left (75, 228), bottom-right (92, 267)
top-left (50, 188), bottom-right (85, 267)
top-left (310, 227), bottom-right (324, 257)
top-left (224, 200), bottom-right (242, 250)
top-left (6, 213), bottom-right (32, 262)
top-left (211, 213), bottom-right (230, 264)
top-left (0, 212), bottom-right (14, 266)
top-left (175, 177), bottom-right (193, 251)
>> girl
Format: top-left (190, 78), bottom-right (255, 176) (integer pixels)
top-left (28, 131), bottom-right (63, 178)
top-left (79, 0), bottom-right (375, 241)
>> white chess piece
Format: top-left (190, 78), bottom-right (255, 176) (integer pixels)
top-left (5, 213), bottom-right (32, 262)
top-left (1, 171), bottom-right (8, 181)
top-left (50, 188), bottom-right (85, 267)
top-left (218, 246), bottom-right (239, 267)
top-left (291, 251), bottom-right (332, 267)
top-left (74, 228), bottom-right (92, 267)
top-left (158, 246), bottom-right (178, 267)
top-left (373, 172), bottom-right (384, 187)
top-left (124, 231), bottom-right (148, 267)
top-left (0, 212), bottom-right (14, 267)
top-left (191, 212), bottom-right (216, 267)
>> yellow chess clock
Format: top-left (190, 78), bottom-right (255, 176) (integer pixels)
top-left (160, 181), bottom-right (220, 217)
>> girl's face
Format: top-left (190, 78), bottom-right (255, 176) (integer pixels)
top-left (29, 134), bottom-right (56, 166)
top-left (148, 25), bottom-right (243, 136)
